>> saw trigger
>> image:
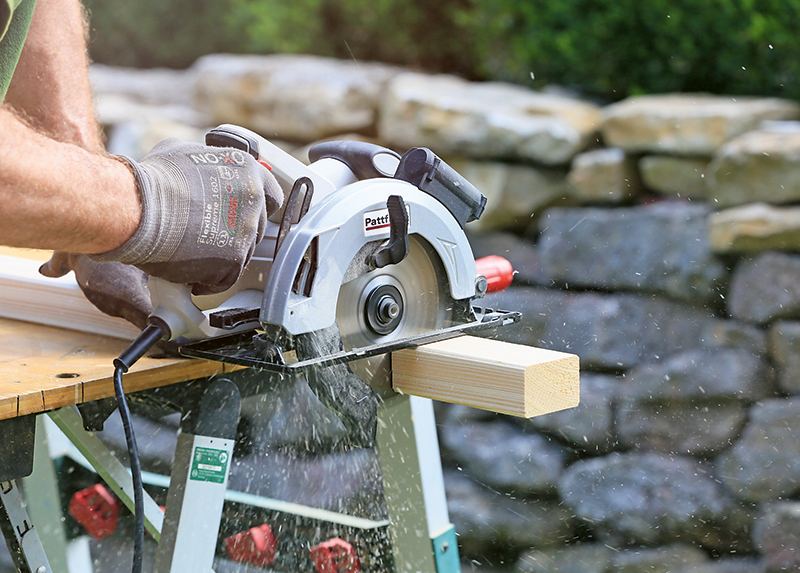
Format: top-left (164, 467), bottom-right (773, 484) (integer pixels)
top-left (370, 195), bottom-right (409, 269)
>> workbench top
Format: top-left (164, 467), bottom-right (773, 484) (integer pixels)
top-left (0, 317), bottom-right (240, 421)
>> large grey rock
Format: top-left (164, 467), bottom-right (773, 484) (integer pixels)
top-left (717, 398), bottom-right (800, 503)
top-left (192, 54), bottom-right (399, 141)
top-left (567, 148), bottom-right (640, 203)
top-left (680, 559), bottom-right (765, 573)
top-left (558, 452), bottom-right (752, 551)
top-left (753, 501), bottom-right (800, 573)
top-left (622, 348), bottom-right (775, 403)
top-left (768, 320), bottom-right (800, 394)
top-left (483, 288), bottom-right (717, 370)
top-left (228, 447), bottom-right (384, 519)
top-left (537, 203), bottom-right (726, 302)
top-left (524, 373), bottom-right (621, 453)
top-left (379, 72), bottom-right (602, 165)
top-left (728, 252), bottom-right (800, 325)
top-left (708, 203), bottom-right (800, 254)
top-left (616, 400), bottom-right (748, 456)
top-left (451, 159), bottom-right (567, 232)
top-left (516, 544), bottom-right (614, 573)
top-left (94, 96), bottom-right (209, 129)
top-left (601, 94), bottom-right (800, 155)
top-left (91, 64), bottom-right (195, 106)
top-left (97, 411), bottom-right (178, 475)
top-left (700, 318), bottom-right (768, 356)
top-left (467, 232), bottom-right (549, 287)
top-left (639, 155), bottom-right (711, 199)
top-left (444, 471), bottom-right (575, 557)
top-left (238, 377), bottom-right (348, 451)
top-left (106, 121), bottom-right (207, 161)
top-left (610, 544), bottom-right (709, 573)
top-left (439, 420), bottom-right (567, 494)
top-left (615, 348), bottom-right (772, 455)
top-left (708, 124), bottom-right (800, 207)
top-left (90, 64), bottom-right (209, 128)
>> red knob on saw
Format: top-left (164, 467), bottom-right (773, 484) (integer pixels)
top-left (476, 255), bottom-right (514, 293)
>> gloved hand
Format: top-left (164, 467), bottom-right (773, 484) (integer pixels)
top-left (39, 253), bottom-right (154, 330)
top-left (91, 138), bottom-right (284, 296)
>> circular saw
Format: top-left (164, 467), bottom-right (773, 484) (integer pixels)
top-left (152, 126), bottom-right (519, 446)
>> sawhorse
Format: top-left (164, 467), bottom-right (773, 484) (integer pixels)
top-left (0, 318), bottom-right (460, 573)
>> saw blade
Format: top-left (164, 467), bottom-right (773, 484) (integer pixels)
top-left (336, 235), bottom-right (455, 391)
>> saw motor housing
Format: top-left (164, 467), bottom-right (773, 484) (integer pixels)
top-left (148, 125), bottom-right (498, 385)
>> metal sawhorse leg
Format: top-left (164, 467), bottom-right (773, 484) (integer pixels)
top-left (2, 372), bottom-right (461, 573)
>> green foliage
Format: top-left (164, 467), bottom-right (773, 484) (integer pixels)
top-left (84, 0), bottom-right (800, 102)
top-left (227, 0), bottom-right (478, 76)
top-left (83, 0), bottom-right (246, 69)
top-left (84, 0), bottom-right (477, 75)
top-left (464, 0), bottom-right (800, 101)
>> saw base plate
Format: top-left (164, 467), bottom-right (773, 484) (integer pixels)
top-left (177, 307), bottom-right (520, 373)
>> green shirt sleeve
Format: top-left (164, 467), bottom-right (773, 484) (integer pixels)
top-left (0, 1), bottom-right (11, 40)
top-left (0, 0), bottom-right (36, 101)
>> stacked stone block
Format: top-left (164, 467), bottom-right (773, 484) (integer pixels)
top-left (89, 55), bottom-right (800, 573)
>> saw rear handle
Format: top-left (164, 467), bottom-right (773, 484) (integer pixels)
top-left (308, 140), bottom-right (401, 180)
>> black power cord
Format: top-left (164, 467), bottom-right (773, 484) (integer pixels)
top-left (113, 320), bottom-right (170, 573)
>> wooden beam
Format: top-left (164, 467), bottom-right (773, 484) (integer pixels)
top-left (392, 336), bottom-right (579, 418)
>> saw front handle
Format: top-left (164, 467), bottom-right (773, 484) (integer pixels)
top-left (146, 278), bottom-right (264, 341)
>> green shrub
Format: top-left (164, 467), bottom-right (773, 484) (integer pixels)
top-left (84, 0), bottom-right (477, 75)
top-left (84, 0), bottom-right (800, 102)
top-left (83, 0), bottom-right (245, 69)
top-left (226, 0), bottom-right (478, 76)
top-left (465, 0), bottom-right (800, 101)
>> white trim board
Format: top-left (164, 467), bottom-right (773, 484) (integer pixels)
top-left (0, 254), bottom-right (140, 340)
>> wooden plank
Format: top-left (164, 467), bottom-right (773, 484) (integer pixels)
top-left (0, 253), bottom-right (140, 340)
top-left (392, 335), bottom-right (579, 418)
top-left (0, 317), bottom-right (243, 420)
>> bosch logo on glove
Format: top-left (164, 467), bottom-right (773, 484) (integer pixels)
top-left (226, 194), bottom-right (239, 235)
top-left (363, 205), bottom-right (410, 237)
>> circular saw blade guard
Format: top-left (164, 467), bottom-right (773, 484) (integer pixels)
top-left (260, 178), bottom-right (478, 337)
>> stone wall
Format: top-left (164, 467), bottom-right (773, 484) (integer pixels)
top-left (91, 54), bottom-right (800, 573)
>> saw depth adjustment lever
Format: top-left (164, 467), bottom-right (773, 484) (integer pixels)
top-left (370, 195), bottom-right (409, 269)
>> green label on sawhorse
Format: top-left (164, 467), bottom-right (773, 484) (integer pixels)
top-left (190, 447), bottom-right (229, 484)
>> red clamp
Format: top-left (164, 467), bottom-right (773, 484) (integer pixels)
top-left (68, 484), bottom-right (120, 539)
top-left (224, 524), bottom-right (277, 567)
top-left (310, 537), bottom-right (360, 573)
top-left (476, 255), bottom-right (514, 293)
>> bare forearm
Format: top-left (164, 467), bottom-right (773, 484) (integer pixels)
top-left (0, 107), bottom-right (140, 253)
top-left (5, 0), bottom-right (102, 149)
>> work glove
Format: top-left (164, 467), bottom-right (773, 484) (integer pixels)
top-left (91, 138), bottom-right (284, 296)
top-left (39, 253), bottom-right (154, 330)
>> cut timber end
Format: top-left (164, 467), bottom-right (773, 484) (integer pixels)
top-left (391, 335), bottom-right (579, 418)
